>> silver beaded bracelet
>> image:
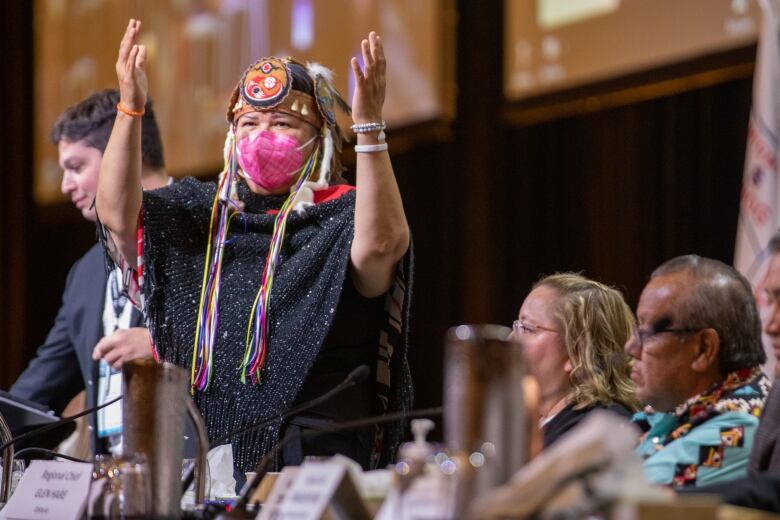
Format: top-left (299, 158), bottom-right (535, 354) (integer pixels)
top-left (350, 120), bottom-right (386, 134)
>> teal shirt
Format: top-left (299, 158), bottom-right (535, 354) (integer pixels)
top-left (634, 410), bottom-right (760, 487)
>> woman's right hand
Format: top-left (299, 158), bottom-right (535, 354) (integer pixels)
top-left (116, 19), bottom-right (148, 112)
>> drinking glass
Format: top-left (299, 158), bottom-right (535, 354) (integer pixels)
top-left (87, 455), bottom-right (120, 519)
top-left (86, 454), bottom-right (151, 519)
top-left (0, 458), bottom-right (25, 499)
top-left (116, 454), bottom-right (151, 518)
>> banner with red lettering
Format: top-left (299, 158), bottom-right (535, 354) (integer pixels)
top-left (734, 0), bottom-right (780, 376)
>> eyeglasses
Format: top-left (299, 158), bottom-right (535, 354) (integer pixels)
top-left (512, 320), bottom-right (558, 336)
top-left (631, 325), bottom-right (703, 350)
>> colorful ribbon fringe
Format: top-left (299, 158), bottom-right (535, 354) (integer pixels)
top-left (191, 131), bottom-right (319, 391)
top-left (241, 144), bottom-right (320, 384)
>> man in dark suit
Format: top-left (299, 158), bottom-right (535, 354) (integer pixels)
top-left (9, 90), bottom-right (168, 452)
top-left (752, 232), bottom-right (780, 474)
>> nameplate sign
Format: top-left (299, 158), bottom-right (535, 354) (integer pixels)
top-left (375, 476), bottom-right (456, 520)
top-left (270, 461), bottom-right (370, 520)
top-left (1, 460), bottom-right (92, 520)
top-left (256, 466), bottom-right (299, 519)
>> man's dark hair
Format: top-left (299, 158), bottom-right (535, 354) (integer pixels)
top-left (49, 89), bottom-right (165, 169)
top-left (651, 255), bottom-right (766, 374)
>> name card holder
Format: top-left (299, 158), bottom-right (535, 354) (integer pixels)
top-left (264, 461), bottom-right (371, 520)
top-left (257, 467), bottom-right (299, 519)
top-left (374, 474), bottom-right (457, 520)
top-left (1, 460), bottom-right (92, 520)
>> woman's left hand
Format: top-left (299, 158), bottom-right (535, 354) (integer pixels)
top-left (115, 19), bottom-right (148, 113)
top-left (350, 32), bottom-right (386, 125)
top-left (349, 31), bottom-right (409, 298)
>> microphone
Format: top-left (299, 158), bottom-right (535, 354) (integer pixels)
top-left (13, 447), bottom-right (90, 464)
top-left (209, 364), bottom-right (370, 448)
top-left (233, 405), bottom-right (444, 512)
top-left (182, 365), bottom-right (371, 492)
top-left (0, 394), bottom-right (122, 452)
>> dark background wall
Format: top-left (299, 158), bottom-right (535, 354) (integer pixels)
top-left (0, 3), bottom-right (755, 431)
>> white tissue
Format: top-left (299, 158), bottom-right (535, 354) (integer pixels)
top-left (207, 444), bottom-right (237, 499)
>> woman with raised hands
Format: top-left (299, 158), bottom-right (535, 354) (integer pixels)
top-left (97, 19), bottom-right (412, 474)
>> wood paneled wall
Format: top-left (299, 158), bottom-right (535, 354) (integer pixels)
top-left (0, 2), bottom-right (756, 435)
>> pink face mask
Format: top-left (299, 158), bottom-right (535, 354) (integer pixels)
top-left (237, 130), bottom-right (315, 192)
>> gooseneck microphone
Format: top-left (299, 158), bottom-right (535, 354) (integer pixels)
top-left (13, 447), bottom-right (90, 463)
top-left (233, 405), bottom-right (444, 512)
top-left (182, 364), bottom-right (371, 492)
top-left (0, 394), bottom-right (123, 453)
top-left (209, 364), bottom-right (370, 449)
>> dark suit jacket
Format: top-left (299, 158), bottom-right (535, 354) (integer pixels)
top-left (10, 243), bottom-right (141, 450)
top-left (681, 473), bottom-right (780, 512)
top-left (749, 379), bottom-right (780, 474)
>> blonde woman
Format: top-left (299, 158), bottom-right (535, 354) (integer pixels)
top-left (510, 273), bottom-right (638, 448)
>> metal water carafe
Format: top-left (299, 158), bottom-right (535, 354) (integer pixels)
top-left (122, 359), bottom-right (203, 519)
top-left (444, 324), bottom-right (529, 515)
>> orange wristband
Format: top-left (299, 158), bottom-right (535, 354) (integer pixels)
top-left (117, 102), bottom-right (145, 117)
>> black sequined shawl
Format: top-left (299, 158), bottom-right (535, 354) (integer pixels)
top-left (137, 177), bottom-right (412, 473)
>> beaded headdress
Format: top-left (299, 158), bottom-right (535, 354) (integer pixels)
top-left (190, 57), bottom-right (351, 391)
top-left (228, 57), bottom-right (350, 187)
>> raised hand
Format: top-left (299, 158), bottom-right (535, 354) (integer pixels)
top-left (116, 19), bottom-right (148, 113)
top-left (350, 32), bottom-right (386, 125)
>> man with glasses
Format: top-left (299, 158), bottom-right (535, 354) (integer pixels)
top-left (625, 255), bottom-right (770, 488)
